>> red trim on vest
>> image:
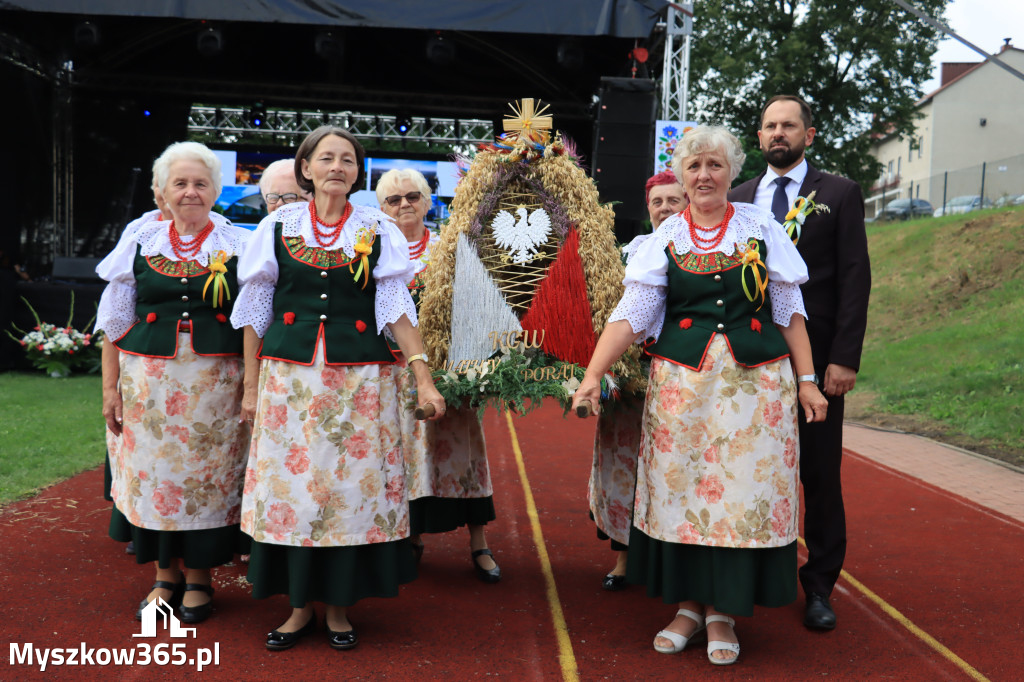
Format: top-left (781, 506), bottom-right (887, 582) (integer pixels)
top-left (645, 332), bottom-right (790, 371)
top-left (256, 323), bottom-right (398, 366)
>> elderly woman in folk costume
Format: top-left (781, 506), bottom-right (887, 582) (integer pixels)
top-left (572, 126), bottom-right (827, 666)
top-left (591, 170), bottom-right (687, 592)
top-left (231, 126), bottom-right (445, 651)
top-left (97, 141), bottom-right (251, 624)
top-left (376, 168), bottom-right (500, 583)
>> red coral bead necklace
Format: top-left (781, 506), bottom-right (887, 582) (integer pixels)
top-left (168, 220), bottom-right (214, 260)
top-left (309, 200), bottom-right (353, 248)
top-left (685, 203), bottom-right (735, 251)
top-left (408, 227), bottom-right (430, 259)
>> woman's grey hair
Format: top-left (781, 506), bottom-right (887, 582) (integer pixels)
top-left (152, 141), bottom-right (223, 196)
top-left (671, 125), bottom-right (746, 182)
top-left (375, 168), bottom-right (432, 207)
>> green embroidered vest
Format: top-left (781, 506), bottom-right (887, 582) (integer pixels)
top-left (646, 240), bottom-right (790, 370)
top-left (114, 247), bottom-right (243, 358)
top-left (258, 223), bottom-right (396, 365)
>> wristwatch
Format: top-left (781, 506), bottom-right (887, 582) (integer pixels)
top-left (406, 353), bottom-right (429, 365)
top-left (796, 374), bottom-right (820, 385)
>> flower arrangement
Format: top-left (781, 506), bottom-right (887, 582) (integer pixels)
top-left (783, 191), bottom-right (830, 244)
top-left (6, 293), bottom-right (103, 377)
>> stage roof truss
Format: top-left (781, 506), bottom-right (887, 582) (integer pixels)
top-left (188, 106), bottom-right (495, 145)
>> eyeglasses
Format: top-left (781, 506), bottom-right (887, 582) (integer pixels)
top-left (384, 191), bottom-right (422, 207)
top-left (265, 193), bottom-right (300, 205)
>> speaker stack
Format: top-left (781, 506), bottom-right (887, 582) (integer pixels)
top-left (591, 77), bottom-right (657, 244)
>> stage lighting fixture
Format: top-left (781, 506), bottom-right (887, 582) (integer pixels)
top-left (196, 27), bottom-right (224, 57)
top-left (425, 33), bottom-right (455, 66)
top-left (74, 21), bottom-right (100, 49)
top-left (249, 103), bottom-right (267, 128)
top-left (557, 38), bottom-right (584, 71)
top-left (314, 30), bottom-right (343, 61)
top-left (396, 115), bottom-right (412, 136)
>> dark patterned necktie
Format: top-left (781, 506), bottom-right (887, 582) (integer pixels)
top-left (771, 176), bottom-right (792, 223)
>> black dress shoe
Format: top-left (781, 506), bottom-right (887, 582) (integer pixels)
top-left (472, 548), bottom-right (501, 583)
top-left (602, 573), bottom-right (627, 591)
top-left (804, 593), bottom-right (837, 630)
top-left (266, 616), bottom-right (316, 651)
top-left (178, 584), bottom-right (215, 624)
top-left (125, 541), bottom-right (136, 555)
top-left (411, 542), bottom-right (425, 563)
top-left (327, 621), bottom-right (359, 651)
top-left (135, 578), bottom-right (185, 620)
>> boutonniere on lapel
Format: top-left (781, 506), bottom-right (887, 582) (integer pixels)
top-left (350, 227), bottom-right (376, 289)
top-left (203, 250), bottom-right (232, 308)
top-left (783, 191), bottom-right (830, 244)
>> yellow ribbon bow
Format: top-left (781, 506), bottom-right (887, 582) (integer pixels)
top-left (740, 240), bottom-right (768, 311)
top-left (349, 229), bottom-right (376, 289)
top-left (202, 250), bottom-right (232, 308)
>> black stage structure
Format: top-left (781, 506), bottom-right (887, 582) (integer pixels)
top-left (0, 1), bottom-right (670, 365)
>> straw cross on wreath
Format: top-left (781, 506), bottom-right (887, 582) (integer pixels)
top-left (503, 98), bottom-right (553, 143)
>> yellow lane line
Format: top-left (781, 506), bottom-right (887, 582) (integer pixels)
top-left (504, 409), bottom-right (579, 682)
top-left (797, 538), bottom-right (989, 681)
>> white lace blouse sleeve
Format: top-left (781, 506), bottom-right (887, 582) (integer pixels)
top-left (230, 214), bottom-right (279, 336)
top-left (94, 222), bottom-right (146, 339)
top-left (606, 231), bottom-right (670, 340)
top-left (762, 216), bottom-right (809, 326)
top-left (371, 220), bottom-right (418, 333)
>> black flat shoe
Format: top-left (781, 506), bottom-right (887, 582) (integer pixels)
top-left (135, 577), bottom-right (185, 620)
top-left (178, 584), bottom-right (215, 624)
top-left (602, 573), bottom-right (627, 591)
top-left (804, 592), bottom-right (837, 630)
top-left (411, 542), bottom-right (425, 563)
top-left (472, 548), bottom-right (501, 583)
top-left (327, 620), bottom-right (359, 651)
top-left (125, 541), bottom-right (136, 555)
top-left (266, 616), bottom-right (316, 651)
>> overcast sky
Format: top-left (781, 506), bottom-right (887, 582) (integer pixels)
top-left (921, 0), bottom-right (1024, 92)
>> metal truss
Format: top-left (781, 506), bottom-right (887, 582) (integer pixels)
top-left (660, 3), bottom-right (693, 121)
top-left (187, 106), bottom-right (496, 145)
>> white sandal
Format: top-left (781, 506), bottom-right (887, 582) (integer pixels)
top-left (653, 608), bottom-right (706, 654)
top-left (705, 614), bottom-right (740, 665)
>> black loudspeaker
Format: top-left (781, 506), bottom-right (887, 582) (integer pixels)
top-left (591, 77), bottom-right (657, 243)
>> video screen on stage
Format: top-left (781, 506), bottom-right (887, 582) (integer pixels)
top-left (212, 149), bottom-right (460, 229)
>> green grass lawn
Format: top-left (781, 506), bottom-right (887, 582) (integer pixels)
top-left (858, 206), bottom-right (1024, 464)
top-left (0, 372), bottom-right (105, 505)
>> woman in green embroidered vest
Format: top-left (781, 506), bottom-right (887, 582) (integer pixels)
top-left (572, 126), bottom-right (828, 666)
top-left (376, 168), bottom-right (501, 583)
top-left (96, 141), bottom-right (252, 624)
top-left (231, 126), bottom-right (446, 651)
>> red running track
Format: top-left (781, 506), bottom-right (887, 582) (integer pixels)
top-left (1, 401), bottom-right (1021, 680)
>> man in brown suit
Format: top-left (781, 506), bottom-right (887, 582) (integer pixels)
top-left (729, 95), bottom-right (871, 631)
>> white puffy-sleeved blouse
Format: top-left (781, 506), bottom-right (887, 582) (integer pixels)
top-left (230, 201), bottom-right (416, 337)
top-left (94, 212), bottom-right (248, 341)
top-left (608, 202), bottom-right (808, 342)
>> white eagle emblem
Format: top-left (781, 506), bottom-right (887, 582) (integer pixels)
top-left (491, 206), bottom-right (552, 264)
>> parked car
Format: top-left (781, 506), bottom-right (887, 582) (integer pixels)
top-left (993, 193), bottom-right (1024, 208)
top-left (933, 195), bottom-right (993, 217)
top-left (879, 198), bottom-right (934, 220)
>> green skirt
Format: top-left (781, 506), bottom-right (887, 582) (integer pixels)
top-left (247, 539), bottom-right (418, 608)
top-left (109, 507), bottom-right (248, 569)
top-left (409, 496), bottom-right (496, 535)
top-left (626, 525), bottom-right (797, 617)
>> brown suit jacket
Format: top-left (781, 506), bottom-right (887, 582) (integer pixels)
top-left (729, 163), bottom-right (871, 372)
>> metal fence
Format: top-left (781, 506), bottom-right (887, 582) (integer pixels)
top-left (865, 152), bottom-right (1024, 219)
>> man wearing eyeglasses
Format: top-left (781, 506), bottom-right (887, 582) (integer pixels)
top-left (259, 158), bottom-right (311, 214)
